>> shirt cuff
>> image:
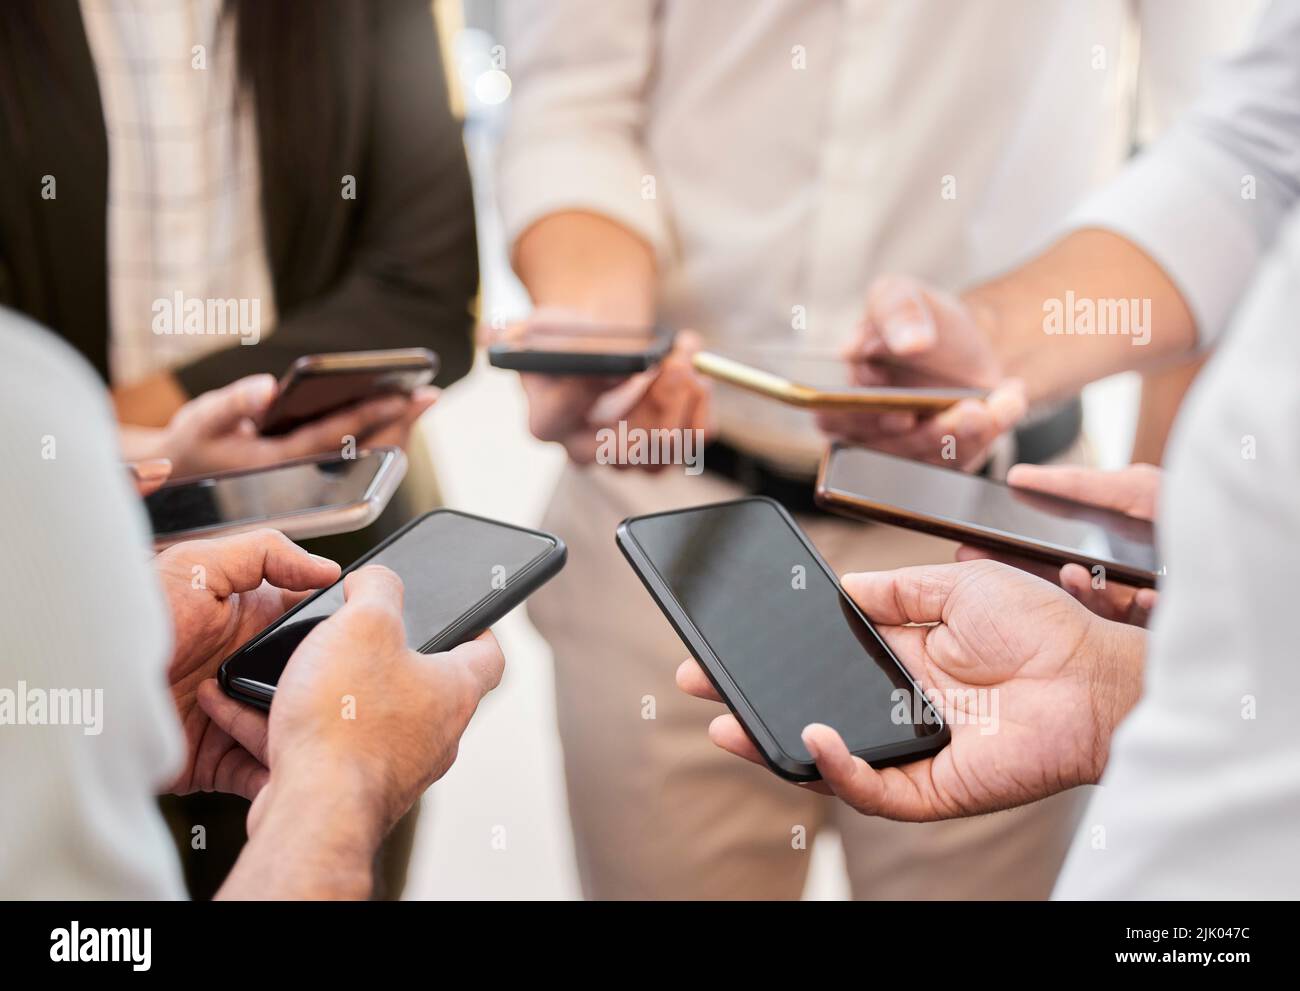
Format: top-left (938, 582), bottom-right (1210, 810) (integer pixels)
top-left (1063, 139), bottom-right (1261, 347)
top-left (497, 139), bottom-right (673, 264)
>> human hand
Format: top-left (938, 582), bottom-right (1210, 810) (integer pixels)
top-left (815, 275), bottom-right (1025, 470)
top-left (155, 529), bottom-right (341, 800)
top-left (956, 462), bottom-right (1161, 626)
top-left (677, 560), bottom-right (1145, 821)
top-left (511, 322), bottom-right (712, 467)
top-left (197, 565), bottom-right (506, 837)
top-left (121, 374), bottom-right (432, 476)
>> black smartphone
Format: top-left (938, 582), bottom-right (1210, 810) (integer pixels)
top-left (487, 323), bottom-right (674, 375)
top-left (147, 447), bottom-right (407, 549)
top-left (617, 496), bottom-right (949, 781)
top-left (259, 348), bottom-right (439, 436)
top-left (816, 444), bottom-right (1160, 588)
top-left (219, 509), bottom-right (566, 709)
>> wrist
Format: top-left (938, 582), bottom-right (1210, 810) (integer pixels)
top-left (1081, 616), bottom-right (1147, 781)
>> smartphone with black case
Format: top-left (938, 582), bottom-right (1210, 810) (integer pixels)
top-left (219, 509), bottom-right (566, 709)
top-left (617, 496), bottom-right (949, 781)
top-left (816, 444), bottom-right (1160, 588)
top-left (487, 323), bottom-right (674, 375)
top-left (259, 348), bottom-right (439, 436)
top-left (147, 447), bottom-right (406, 549)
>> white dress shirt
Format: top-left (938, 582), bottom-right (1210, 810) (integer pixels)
top-left (0, 310), bottom-right (185, 899)
top-left (80, 0), bottom-right (277, 387)
top-left (1055, 0), bottom-right (1300, 898)
top-left (498, 0), bottom-right (1258, 470)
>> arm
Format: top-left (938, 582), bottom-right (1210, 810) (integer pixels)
top-left (174, 0), bottom-right (478, 396)
top-left (863, 1), bottom-right (1300, 405)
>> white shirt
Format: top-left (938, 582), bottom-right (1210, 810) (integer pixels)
top-left (80, 0), bottom-right (277, 387)
top-left (0, 309), bottom-right (185, 899)
top-left (498, 0), bottom-right (1258, 471)
top-left (1056, 0), bottom-right (1300, 898)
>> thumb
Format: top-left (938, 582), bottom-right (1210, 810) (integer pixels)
top-left (865, 275), bottom-right (938, 356)
top-left (841, 563), bottom-right (970, 626)
top-left (184, 374), bottom-right (277, 438)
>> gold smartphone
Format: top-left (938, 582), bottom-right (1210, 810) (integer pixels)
top-left (692, 349), bottom-right (986, 413)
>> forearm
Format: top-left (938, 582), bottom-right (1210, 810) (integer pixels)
top-left (513, 211), bottom-right (657, 324)
top-left (217, 771), bottom-right (385, 901)
top-left (966, 229), bottom-right (1198, 403)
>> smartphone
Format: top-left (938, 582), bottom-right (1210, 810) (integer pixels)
top-left (617, 497), bottom-right (949, 781)
top-left (693, 348), bottom-right (986, 412)
top-left (219, 509), bottom-right (566, 709)
top-left (259, 348), bottom-right (439, 436)
top-left (816, 444), bottom-right (1161, 587)
top-left (487, 322), bottom-right (674, 375)
top-left (147, 447), bottom-right (407, 549)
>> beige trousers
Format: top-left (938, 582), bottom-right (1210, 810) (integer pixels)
top-left (528, 458), bottom-right (1089, 900)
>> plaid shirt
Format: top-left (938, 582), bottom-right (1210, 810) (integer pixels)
top-left (80, 0), bottom-right (277, 386)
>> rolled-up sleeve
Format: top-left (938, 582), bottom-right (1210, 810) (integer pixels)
top-left (1067, 0), bottom-right (1300, 345)
top-left (497, 0), bottom-right (671, 261)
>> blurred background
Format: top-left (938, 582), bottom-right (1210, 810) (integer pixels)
top-left (404, 0), bottom-right (1144, 900)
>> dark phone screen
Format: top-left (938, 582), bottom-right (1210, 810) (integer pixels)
top-left (627, 500), bottom-right (941, 763)
top-left (223, 512), bottom-right (556, 693)
top-left (824, 447), bottom-right (1159, 575)
top-left (145, 450), bottom-right (392, 537)
top-left (262, 367), bottom-right (434, 436)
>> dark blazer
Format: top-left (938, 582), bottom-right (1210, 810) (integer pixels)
top-left (0, 0), bottom-right (478, 395)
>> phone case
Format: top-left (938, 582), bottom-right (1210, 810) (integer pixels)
top-left (260, 348), bottom-right (439, 436)
top-left (219, 509), bottom-right (566, 710)
top-left (692, 350), bottom-right (984, 412)
top-left (486, 327), bottom-right (674, 375)
top-left (150, 448), bottom-right (407, 550)
top-left (616, 496), bottom-right (949, 782)
top-left (814, 444), bottom-right (1160, 588)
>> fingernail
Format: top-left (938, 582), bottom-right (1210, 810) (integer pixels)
top-left (802, 727), bottom-right (821, 760)
top-left (130, 458), bottom-right (171, 483)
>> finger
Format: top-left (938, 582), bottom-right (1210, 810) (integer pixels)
top-left (1006, 462), bottom-right (1159, 518)
top-left (1131, 588), bottom-right (1159, 627)
top-left (802, 723), bottom-right (913, 817)
top-left (865, 275), bottom-right (938, 355)
top-left (707, 714), bottom-right (766, 766)
top-left (841, 563), bottom-right (972, 626)
top-left (198, 679), bottom-right (270, 764)
top-left (185, 375), bottom-right (277, 437)
top-left (340, 564), bottom-right (406, 620)
top-left (128, 458), bottom-right (173, 496)
top-left (676, 658), bottom-right (723, 702)
top-left (177, 528), bottom-right (340, 596)
top-left (446, 630), bottom-right (506, 699)
top-left (273, 395), bottom-right (410, 458)
top-left (191, 718), bottom-right (270, 802)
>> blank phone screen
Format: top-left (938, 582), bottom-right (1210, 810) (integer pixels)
top-left (146, 450), bottom-right (393, 538)
top-left (823, 446), bottom-right (1159, 577)
top-left (626, 500), bottom-right (941, 763)
top-left (223, 511), bottom-right (556, 695)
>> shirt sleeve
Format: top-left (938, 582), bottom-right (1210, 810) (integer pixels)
top-left (496, 0), bottom-right (671, 262)
top-left (0, 309), bottom-right (186, 899)
top-left (1067, 0), bottom-right (1300, 345)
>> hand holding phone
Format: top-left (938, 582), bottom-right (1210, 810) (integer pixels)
top-left (509, 323), bottom-right (712, 466)
top-left (619, 497), bottom-right (948, 781)
top-left (816, 445), bottom-right (1161, 588)
top-left (259, 348), bottom-right (439, 436)
top-left (220, 509), bottom-right (565, 708)
top-left (196, 566), bottom-right (508, 850)
top-left (677, 556), bottom-right (1147, 821)
top-left (954, 462), bottom-right (1162, 625)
